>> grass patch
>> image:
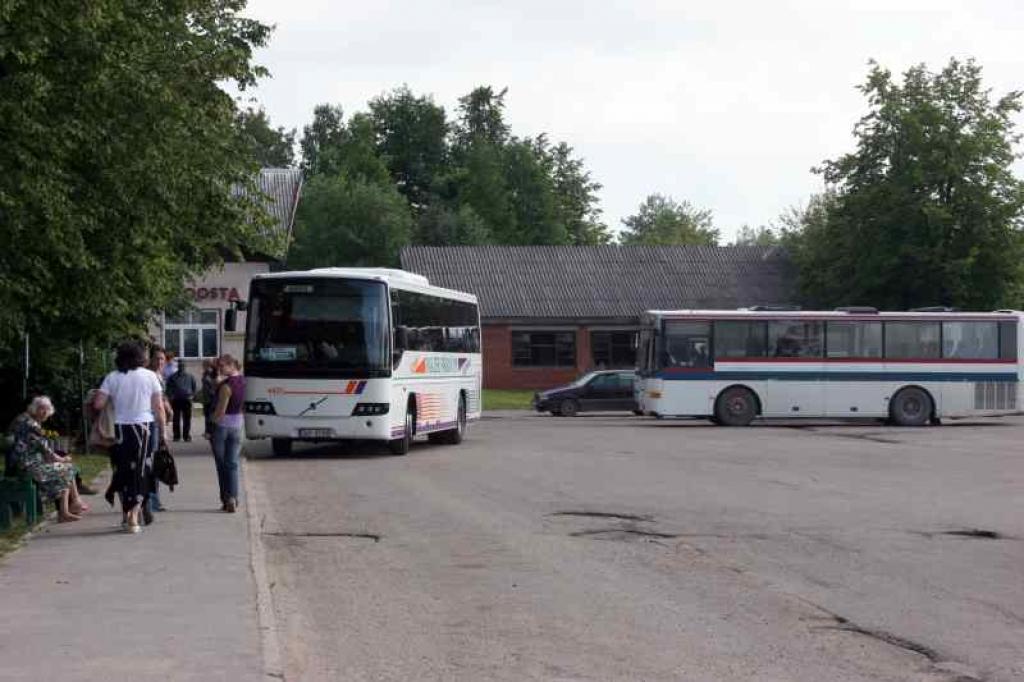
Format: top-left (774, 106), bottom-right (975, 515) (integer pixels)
top-left (482, 389), bottom-right (535, 411)
top-left (74, 452), bottom-right (110, 486)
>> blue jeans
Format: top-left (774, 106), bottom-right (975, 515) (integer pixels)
top-left (212, 425), bottom-right (242, 503)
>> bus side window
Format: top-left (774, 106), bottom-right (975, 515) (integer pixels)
top-left (663, 321), bottom-right (711, 368)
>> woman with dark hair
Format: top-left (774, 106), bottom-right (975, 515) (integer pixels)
top-left (92, 341), bottom-right (167, 532)
top-left (212, 354), bottom-right (245, 512)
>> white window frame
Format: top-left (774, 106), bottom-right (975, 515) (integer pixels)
top-left (164, 309), bottom-right (220, 359)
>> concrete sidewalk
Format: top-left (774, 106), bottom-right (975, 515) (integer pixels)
top-left (0, 431), bottom-right (263, 682)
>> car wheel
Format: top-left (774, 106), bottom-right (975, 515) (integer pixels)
top-left (714, 387), bottom-right (757, 426)
top-left (890, 387), bottom-right (932, 427)
top-left (559, 399), bottom-right (579, 417)
top-left (389, 404), bottom-right (414, 455)
top-left (271, 438), bottom-right (292, 457)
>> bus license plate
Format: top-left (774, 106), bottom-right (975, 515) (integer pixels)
top-left (298, 428), bottom-right (334, 439)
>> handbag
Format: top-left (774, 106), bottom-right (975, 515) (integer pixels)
top-left (153, 444), bottom-right (179, 490)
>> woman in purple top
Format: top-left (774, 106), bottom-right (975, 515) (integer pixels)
top-left (212, 354), bottom-right (246, 512)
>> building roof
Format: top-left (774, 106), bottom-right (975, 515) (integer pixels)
top-left (400, 245), bottom-right (795, 321)
top-left (233, 168), bottom-right (303, 261)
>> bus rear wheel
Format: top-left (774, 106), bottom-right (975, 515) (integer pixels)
top-left (430, 394), bottom-right (467, 445)
top-left (890, 387), bottom-right (932, 427)
top-left (271, 438), bottom-right (292, 457)
top-left (714, 387), bottom-right (757, 426)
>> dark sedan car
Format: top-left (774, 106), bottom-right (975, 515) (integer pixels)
top-left (532, 370), bottom-right (640, 417)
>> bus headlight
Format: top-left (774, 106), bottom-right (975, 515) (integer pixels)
top-left (244, 401), bottom-right (277, 415)
top-left (352, 403), bottom-right (390, 416)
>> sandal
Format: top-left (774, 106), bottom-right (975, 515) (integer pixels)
top-left (70, 503), bottom-right (90, 514)
top-left (57, 512), bottom-right (82, 523)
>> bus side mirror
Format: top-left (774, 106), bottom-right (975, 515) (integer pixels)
top-left (224, 308), bottom-right (237, 333)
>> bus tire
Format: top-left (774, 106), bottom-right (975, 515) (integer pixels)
top-left (559, 399), bottom-right (579, 417)
top-left (889, 387), bottom-right (932, 427)
top-left (714, 387), bottom-right (758, 426)
top-left (389, 403), bottom-right (415, 455)
top-left (271, 438), bottom-right (292, 457)
top-left (433, 393), bottom-right (468, 445)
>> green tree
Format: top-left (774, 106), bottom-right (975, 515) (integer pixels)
top-left (299, 103), bottom-right (346, 177)
top-left (0, 0), bottom-right (271, 421)
top-left (288, 175), bottom-right (413, 268)
top-left (368, 86), bottom-right (448, 209)
top-left (237, 107), bottom-right (295, 167)
top-left (416, 204), bottom-right (491, 246)
top-left (619, 194), bottom-right (719, 245)
top-left (732, 224), bottom-right (780, 246)
top-left (454, 86), bottom-right (510, 148)
top-left (789, 59), bottom-right (1024, 309)
top-left (548, 141), bottom-right (610, 245)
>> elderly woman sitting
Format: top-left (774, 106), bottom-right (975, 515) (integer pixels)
top-left (8, 396), bottom-right (88, 522)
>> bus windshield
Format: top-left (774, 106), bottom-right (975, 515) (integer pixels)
top-left (245, 278), bottom-right (390, 378)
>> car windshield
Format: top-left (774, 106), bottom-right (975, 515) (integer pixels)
top-left (245, 278), bottom-right (390, 378)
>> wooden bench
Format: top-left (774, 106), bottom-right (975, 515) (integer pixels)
top-left (0, 436), bottom-right (44, 530)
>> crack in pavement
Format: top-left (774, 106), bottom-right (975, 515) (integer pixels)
top-left (783, 426), bottom-right (904, 445)
top-left (570, 528), bottom-right (680, 539)
top-left (912, 528), bottom-right (1011, 541)
top-left (551, 511), bottom-right (655, 522)
top-left (263, 531), bottom-right (381, 542)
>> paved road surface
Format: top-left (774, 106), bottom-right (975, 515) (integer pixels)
top-left (246, 413), bottom-right (1024, 681)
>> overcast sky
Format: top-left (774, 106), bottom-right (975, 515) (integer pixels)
top-left (241, 0), bottom-right (1024, 240)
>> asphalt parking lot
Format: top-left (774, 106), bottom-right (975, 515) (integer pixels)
top-left (245, 412), bottom-right (1024, 681)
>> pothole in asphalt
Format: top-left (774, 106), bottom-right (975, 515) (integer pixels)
top-left (263, 531), bottom-right (381, 542)
top-left (551, 510), bottom-right (654, 522)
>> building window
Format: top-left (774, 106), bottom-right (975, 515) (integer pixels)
top-left (591, 331), bottom-right (636, 368)
top-left (164, 309), bottom-right (220, 359)
top-left (512, 331), bottom-right (576, 367)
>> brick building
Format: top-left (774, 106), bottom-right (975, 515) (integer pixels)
top-left (401, 245), bottom-right (794, 390)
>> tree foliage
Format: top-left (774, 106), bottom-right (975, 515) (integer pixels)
top-left (619, 194), bottom-right (719, 246)
top-left (288, 175), bottom-right (413, 269)
top-left (733, 225), bottom-right (780, 247)
top-left (0, 0), bottom-right (272, 421)
top-left (237, 106), bottom-right (295, 167)
top-left (291, 84), bottom-right (612, 267)
top-left (786, 59), bottom-right (1024, 309)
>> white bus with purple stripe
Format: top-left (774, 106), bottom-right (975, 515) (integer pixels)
top-left (241, 268), bottom-right (482, 455)
top-left (635, 309), bottom-right (1021, 426)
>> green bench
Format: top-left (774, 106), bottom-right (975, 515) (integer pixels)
top-left (0, 435), bottom-right (44, 531)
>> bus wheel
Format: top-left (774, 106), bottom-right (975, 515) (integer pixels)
top-left (431, 394), bottom-right (467, 445)
top-left (715, 387), bottom-right (757, 426)
top-left (271, 438), bottom-right (292, 457)
top-left (389, 406), bottom-right (414, 455)
top-left (890, 387), bottom-right (932, 427)
top-left (559, 399), bottom-right (579, 417)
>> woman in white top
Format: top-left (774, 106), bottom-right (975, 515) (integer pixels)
top-left (92, 342), bottom-right (167, 533)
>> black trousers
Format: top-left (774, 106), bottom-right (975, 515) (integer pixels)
top-left (171, 398), bottom-right (193, 440)
top-left (112, 422), bottom-right (154, 512)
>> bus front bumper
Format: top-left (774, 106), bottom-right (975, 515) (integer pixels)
top-left (244, 414), bottom-right (394, 441)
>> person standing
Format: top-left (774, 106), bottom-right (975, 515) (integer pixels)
top-left (162, 351), bottom-right (178, 382)
top-left (212, 354), bottom-right (246, 513)
top-left (147, 346), bottom-right (173, 512)
top-left (92, 342), bottom-right (167, 532)
top-left (200, 359), bottom-right (220, 441)
top-left (167, 360), bottom-right (197, 442)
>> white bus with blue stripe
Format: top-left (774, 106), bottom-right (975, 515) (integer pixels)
top-left (239, 268), bottom-right (482, 455)
top-left (635, 308), bottom-right (1021, 426)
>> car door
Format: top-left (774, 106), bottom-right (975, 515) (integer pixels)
top-left (579, 374), bottom-right (618, 412)
top-left (612, 372), bottom-right (636, 411)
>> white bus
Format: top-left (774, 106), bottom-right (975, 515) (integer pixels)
top-left (635, 308), bottom-right (1022, 426)
top-left (238, 268), bottom-right (482, 455)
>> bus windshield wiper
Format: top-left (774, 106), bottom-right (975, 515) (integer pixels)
top-left (298, 396), bottom-right (329, 417)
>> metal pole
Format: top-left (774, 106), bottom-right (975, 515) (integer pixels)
top-left (79, 341), bottom-right (89, 454)
top-left (22, 332), bottom-right (29, 401)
